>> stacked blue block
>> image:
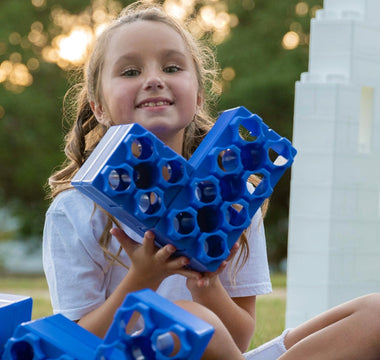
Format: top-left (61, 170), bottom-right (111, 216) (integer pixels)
top-left (72, 106), bottom-right (297, 271)
top-left (2, 289), bottom-right (213, 360)
top-left (0, 294), bottom-right (32, 357)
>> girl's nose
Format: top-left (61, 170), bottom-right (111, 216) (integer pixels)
top-left (143, 74), bottom-right (165, 91)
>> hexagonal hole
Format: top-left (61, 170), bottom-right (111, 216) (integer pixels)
top-left (195, 180), bottom-right (217, 203)
top-left (154, 331), bottom-right (181, 358)
top-left (197, 206), bottom-right (220, 233)
top-left (203, 235), bottom-right (225, 258)
top-left (225, 203), bottom-right (247, 227)
top-left (162, 160), bottom-right (184, 184)
top-left (138, 191), bottom-right (161, 215)
top-left (108, 169), bottom-right (131, 191)
top-left (217, 148), bottom-right (239, 172)
top-left (239, 124), bottom-right (259, 142)
top-left (173, 212), bottom-right (195, 235)
top-left (133, 162), bottom-right (157, 189)
top-left (131, 137), bottom-right (154, 160)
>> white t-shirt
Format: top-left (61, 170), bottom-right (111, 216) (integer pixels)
top-left (43, 189), bottom-right (272, 321)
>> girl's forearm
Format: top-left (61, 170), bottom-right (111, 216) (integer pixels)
top-left (191, 277), bottom-right (255, 352)
top-left (77, 270), bottom-right (161, 338)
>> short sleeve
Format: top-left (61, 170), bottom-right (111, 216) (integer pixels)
top-left (219, 208), bottom-right (272, 297)
top-left (42, 191), bottom-right (111, 321)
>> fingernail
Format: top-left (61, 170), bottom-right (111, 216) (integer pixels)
top-left (167, 245), bottom-right (176, 253)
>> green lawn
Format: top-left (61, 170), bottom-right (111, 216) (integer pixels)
top-left (0, 273), bottom-right (286, 349)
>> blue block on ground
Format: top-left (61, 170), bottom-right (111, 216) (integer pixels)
top-left (96, 288), bottom-right (214, 360)
top-left (72, 106), bottom-right (297, 271)
top-left (2, 289), bottom-right (214, 359)
top-left (0, 294), bottom-right (32, 357)
top-left (2, 314), bottom-right (104, 360)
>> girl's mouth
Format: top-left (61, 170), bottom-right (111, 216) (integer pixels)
top-left (137, 100), bottom-right (173, 108)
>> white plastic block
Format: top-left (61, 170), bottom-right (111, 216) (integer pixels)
top-left (287, 0), bottom-right (380, 329)
top-left (290, 153), bottom-right (334, 186)
top-left (332, 155), bottom-right (379, 185)
top-left (331, 186), bottom-right (379, 220)
top-left (365, 0), bottom-right (380, 23)
top-left (309, 18), bottom-right (380, 84)
top-left (331, 219), bottom-right (379, 250)
top-left (323, 0), bottom-right (365, 15)
top-left (287, 217), bottom-right (330, 253)
top-left (286, 285), bottom-right (330, 328)
top-left (324, 0), bottom-right (380, 23)
top-left (352, 56), bottom-right (380, 88)
top-left (372, 124), bottom-right (380, 152)
top-left (310, 17), bottom-right (354, 54)
top-left (353, 253), bottom-right (380, 282)
top-left (287, 252), bottom-right (330, 287)
top-left (292, 117), bottom-right (336, 154)
top-left (288, 184), bottom-right (333, 220)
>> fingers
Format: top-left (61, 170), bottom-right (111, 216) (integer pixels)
top-left (110, 227), bottom-right (140, 253)
top-left (225, 241), bottom-right (240, 262)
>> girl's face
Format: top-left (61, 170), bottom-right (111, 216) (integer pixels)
top-left (94, 20), bottom-right (202, 151)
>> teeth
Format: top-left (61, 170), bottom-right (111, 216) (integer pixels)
top-left (140, 101), bottom-right (170, 108)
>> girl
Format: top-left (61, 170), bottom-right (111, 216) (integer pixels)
top-left (43, 2), bottom-right (380, 359)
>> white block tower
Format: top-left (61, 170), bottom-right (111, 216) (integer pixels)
top-left (286, 0), bottom-right (380, 328)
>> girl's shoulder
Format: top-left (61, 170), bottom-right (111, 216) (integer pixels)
top-left (47, 189), bottom-right (94, 215)
top-left (45, 189), bottom-right (104, 230)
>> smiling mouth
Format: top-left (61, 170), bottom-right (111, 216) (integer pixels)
top-left (137, 100), bottom-right (173, 108)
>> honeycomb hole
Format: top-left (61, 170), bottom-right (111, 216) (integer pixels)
top-left (108, 169), bottom-right (131, 191)
top-left (173, 212), bottom-right (195, 235)
top-left (131, 137), bottom-right (154, 159)
top-left (138, 192), bottom-right (161, 215)
top-left (10, 341), bottom-right (34, 360)
top-left (203, 235), bottom-right (225, 258)
top-left (195, 180), bottom-right (217, 203)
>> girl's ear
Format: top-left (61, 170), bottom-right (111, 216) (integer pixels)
top-left (90, 101), bottom-right (109, 126)
top-left (197, 91), bottom-right (204, 107)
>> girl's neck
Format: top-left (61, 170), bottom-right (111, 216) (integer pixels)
top-left (158, 130), bottom-right (185, 155)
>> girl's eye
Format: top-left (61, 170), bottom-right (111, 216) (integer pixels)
top-left (122, 68), bottom-right (140, 77)
top-left (164, 65), bottom-right (181, 73)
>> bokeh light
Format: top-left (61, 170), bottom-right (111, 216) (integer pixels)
top-left (55, 27), bottom-right (93, 65)
top-left (222, 67), bottom-right (236, 82)
top-left (1, 0), bottom-right (240, 92)
top-left (295, 2), bottom-right (309, 16)
top-left (282, 31), bottom-right (300, 50)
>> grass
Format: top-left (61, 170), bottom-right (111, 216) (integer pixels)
top-left (0, 272), bottom-right (286, 349)
top-left (0, 275), bottom-right (53, 320)
top-left (250, 272), bottom-right (286, 349)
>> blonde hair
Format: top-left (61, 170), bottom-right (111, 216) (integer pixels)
top-left (48, 1), bottom-right (267, 273)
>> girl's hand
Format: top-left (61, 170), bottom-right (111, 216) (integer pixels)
top-left (110, 228), bottom-right (201, 289)
top-left (186, 242), bottom-right (240, 292)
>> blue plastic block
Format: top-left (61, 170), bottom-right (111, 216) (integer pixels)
top-left (72, 106), bottom-right (297, 271)
top-left (72, 123), bottom-right (192, 233)
top-left (96, 288), bottom-right (214, 360)
top-left (1, 290), bottom-right (213, 359)
top-left (0, 294), bottom-right (32, 356)
top-left (2, 314), bottom-right (104, 360)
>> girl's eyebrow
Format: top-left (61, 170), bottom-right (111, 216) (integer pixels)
top-left (160, 49), bottom-right (188, 60)
top-left (112, 53), bottom-right (140, 69)
top-left (113, 49), bottom-right (188, 68)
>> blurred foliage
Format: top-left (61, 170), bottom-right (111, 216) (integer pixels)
top-left (0, 0), bottom-right (322, 265)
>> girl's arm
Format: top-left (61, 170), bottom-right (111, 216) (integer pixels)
top-left (78, 229), bottom-right (201, 338)
top-left (188, 274), bottom-right (256, 352)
